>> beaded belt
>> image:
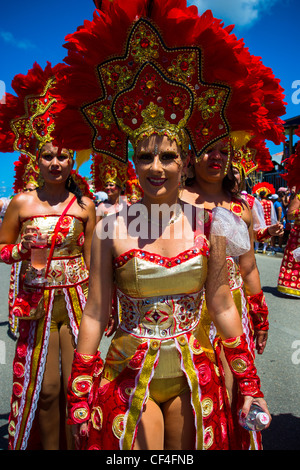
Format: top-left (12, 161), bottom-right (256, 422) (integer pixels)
top-left (117, 288), bottom-right (203, 340)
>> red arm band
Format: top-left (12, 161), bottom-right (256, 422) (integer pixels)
top-left (247, 290), bottom-right (269, 331)
top-left (67, 350), bottom-right (103, 425)
top-left (0, 243), bottom-right (30, 264)
top-left (221, 334), bottom-right (264, 398)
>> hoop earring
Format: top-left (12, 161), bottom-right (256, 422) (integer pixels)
top-left (66, 175), bottom-right (72, 189)
top-left (224, 141), bottom-right (231, 176)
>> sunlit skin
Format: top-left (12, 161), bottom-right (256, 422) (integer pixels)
top-left (104, 182), bottom-right (121, 203)
top-left (72, 133), bottom-right (270, 449)
top-left (38, 142), bottom-right (74, 189)
top-left (0, 141), bottom-right (96, 450)
top-left (194, 139), bottom-right (230, 185)
top-left (96, 182), bottom-right (123, 223)
top-left (134, 134), bottom-right (186, 209)
top-left (182, 140), bottom-right (269, 357)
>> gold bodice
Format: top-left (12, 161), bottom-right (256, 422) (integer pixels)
top-left (104, 241), bottom-right (209, 380)
top-left (20, 215), bottom-right (88, 288)
top-left (113, 246), bottom-right (208, 298)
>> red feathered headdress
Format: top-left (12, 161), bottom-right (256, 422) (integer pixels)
top-left (13, 154), bottom-right (40, 193)
top-left (52, 0), bottom-right (286, 167)
top-left (253, 140), bottom-right (274, 172)
top-left (0, 62), bottom-right (68, 161)
top-left (252, 181), bottom-right (275, 197)
top-left (125, 178), bottom-right (144, 203)
top-left (232, 145), bottom-right (258, 177)
top-left (91, 152), bottom-right (136, 192)
top-left (280, 126), bottom-right (300, 190)
top-left (70, 171), bottom-right (95, 199)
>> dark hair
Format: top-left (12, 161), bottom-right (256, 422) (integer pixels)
top-left (223, 171), bottom-right (237, 194)
top-left (65, 175), bottom-right (85, 208)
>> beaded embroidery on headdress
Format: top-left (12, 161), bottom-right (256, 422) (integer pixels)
top-left (252, 181), bottom-right (276, 197)
top-left (0, 62), bottom-right (78, 185)
top-left (79, 19), bottom-right (230, 163)
top-left (92, 152), bottom-right (136, 192)
top-left (0, 62), bottom-right (74, 161)
top-left (125, 178), bottom-right (143, 203)
top-left (52, 0), bottom-right (286, 167)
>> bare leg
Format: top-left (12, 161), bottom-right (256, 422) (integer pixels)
top-left (38, 330), bottom-right (61, 450)
top-left (60, 324), bottom-right (75, 449)
top-left (133, 399), bottom-right (164, 450)
top-left (163, 392), bottom-right (195, 450)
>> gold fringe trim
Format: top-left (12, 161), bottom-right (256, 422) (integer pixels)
top-left (122, 340), bottom-right (160, 450)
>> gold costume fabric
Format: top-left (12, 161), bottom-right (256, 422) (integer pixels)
top-left (85, 232), bottom-right (238, 450)
top-left (8, 215), bottom-right (89, 450)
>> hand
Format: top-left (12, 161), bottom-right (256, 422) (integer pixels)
top-left (105, 310), bottom-right (119, 337)
top-left (254, 330), bottom-right (268, 354)
top-left (21, 226), bottom-right (40, 251)
top-left (72, 422), bottom-right (89, 450)
top-left (240, 396), bottom-right (271, 429)
top-left (267, 222), bottom-right (284, 237)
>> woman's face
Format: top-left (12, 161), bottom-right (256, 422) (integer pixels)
top-left (104, 182), bottom-right (121, 199)
top-left (134, 134), bottom-right (186, 201)
top-left (232, 166), bottom-right (241, 186)
top-left (38, 142), bottom-right (73, 184)
top-left (194, 139), bottom-right (230, 183)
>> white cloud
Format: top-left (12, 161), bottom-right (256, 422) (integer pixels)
top-left (187, 0), bottom-right (281, 27)
top-left (0, 30), bottom-right (36, 50)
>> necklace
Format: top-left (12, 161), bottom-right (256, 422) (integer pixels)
top-left (139, 200), bottom-right (183, 227)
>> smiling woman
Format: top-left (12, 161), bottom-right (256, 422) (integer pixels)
top-left (55, 0), bottom-right (285, 450)
top-left (0, 62), bottom-right (96, 450)
top-left (134, 134), bottom-right (188, 206)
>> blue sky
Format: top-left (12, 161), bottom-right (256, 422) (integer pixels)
top-left (0, 0), bottom-right (299, 197)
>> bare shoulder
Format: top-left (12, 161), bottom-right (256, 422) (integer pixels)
top-left (82, 196), bottom-right (97, 211)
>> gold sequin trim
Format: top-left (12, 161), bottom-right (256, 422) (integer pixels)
top-left (204, 426), bottom-right (214, 449)
top-left (74, 407), bottom-right (89, 422)
top-left (72, 375), bottom-right (93, 397)
top-left (202, 397), bottom-right (213, 417)
top-left (231, 357), bottom-right (247, 374)
top-left (112, 414), bottom-right (125, 440)
top-left (91, 406), bottom-right (103, 431)
top-left (222, 336), bottom-right (241, 348)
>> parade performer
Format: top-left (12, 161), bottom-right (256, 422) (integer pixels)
top-left (92, 152), bottom-right (135, 222)
top-left (252, 182), bottom-right (277, 253)
top-left (181, 138), bottom-right (284, 449)
top-left (50, 0), bottom-right (281, 450)
top-left (125, 178), bottom-right (143, 204)
top-left (8, 155), bottom-right (95, 338)
top-left (233, 140), bottom-right (283, 243)
top-left (0, 62), bottom-right (96, 450)
top-left (278, 135), bottom-right (300, 297)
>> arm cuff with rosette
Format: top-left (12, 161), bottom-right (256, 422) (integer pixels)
top-left (222, 334), bottom-right (264, 398)
top-left (255, 227), bottom-right (269, 242)
top-left (247, 290), bottom-right (269, 331)
top-left (67, 350), bottom-right (104, 425)
top-left (0, 243), bottom-right (30, 264)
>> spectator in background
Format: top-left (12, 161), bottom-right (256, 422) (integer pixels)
top-left (252, 183), bottom-right (277, 253)
top-left (0, 197), bottom-right (11, 227)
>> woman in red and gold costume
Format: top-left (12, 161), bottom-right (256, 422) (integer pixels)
top-left (233, 140), bottom-right (283, 244)
top-left (92, 153), bottom-right (135, 222)
top-left (0, 62), bottom-right (96, 450)
top-left (181, 139), bottom-right (284, 449)
top-left (125, 178), bottom-right (143, 205)
top-left (51, 0), bottom-right (286, 450)
top-left (252, 182), bottom-right (277, 253)
top-left (277, 133), bottom-right (300, 297)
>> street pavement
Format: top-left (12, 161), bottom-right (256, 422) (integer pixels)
top-left (0, 252), bottom-right (299, 450)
